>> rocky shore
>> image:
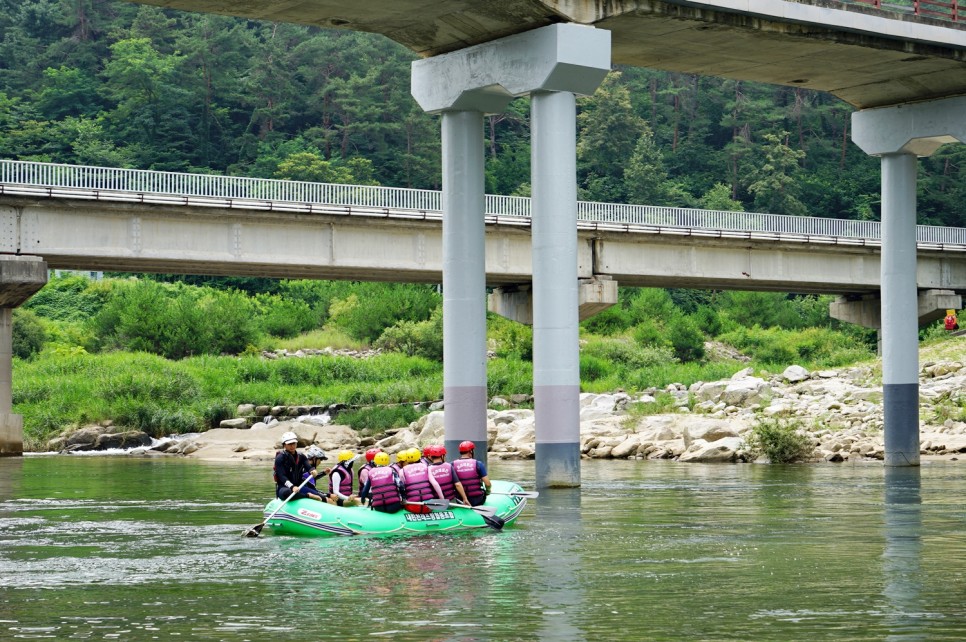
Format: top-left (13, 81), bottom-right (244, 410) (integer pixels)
top-left (49, 357), bottom-right (966, 464)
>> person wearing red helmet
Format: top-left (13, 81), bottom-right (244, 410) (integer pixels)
top-left (453, 440), bottom-right (491, 506)
top-left (400, 447), bottom-right (445, 514)
top-left (427, 444), bottom-right (470, 505)
top-left (359, 448), bottom-right (382, 489)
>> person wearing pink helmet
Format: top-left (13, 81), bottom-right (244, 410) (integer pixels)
top-left (453, 440), bottom-right (491, 506)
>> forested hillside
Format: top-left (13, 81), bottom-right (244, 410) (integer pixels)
top-left (1, 0), bottom-right (965, 224)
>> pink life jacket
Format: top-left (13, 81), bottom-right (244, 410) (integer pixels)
top-left (453, 458), bottom-right (486, 504)
top-left (328, 462), bottom-right (353, 496)
top-left (428, 462), bottom-right (458, 500)
top-left (401, 462), bottom-right (435, 502)
top-left (366, 467), bottom-right (401, 508)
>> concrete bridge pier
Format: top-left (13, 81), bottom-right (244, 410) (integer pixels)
top-left (0, 255), bottom-right (48, 456)
top-left (440, 109), bottom-right (490, 462)
top-left (852, 96), bottom-right (966, 466)
top-left (413, 24), bottom-right (610, 486)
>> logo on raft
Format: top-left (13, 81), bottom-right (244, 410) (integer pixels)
top-left (297, 508), bottom-right (322, 520)
top-left (404, 511), bottom-right (455, 522)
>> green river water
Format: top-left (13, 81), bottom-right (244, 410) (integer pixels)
top-left (1, 455), bottom-right (965, 641)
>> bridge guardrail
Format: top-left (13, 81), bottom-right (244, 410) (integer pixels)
top-left (2, 159), bottom-right (965, 249)
top-left (847, 0), bottom-right (959, 22)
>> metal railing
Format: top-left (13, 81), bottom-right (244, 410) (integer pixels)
top-left (846, 0), bottom-right (960, 22)
top-left (2, 159), bottom-right (965, 248)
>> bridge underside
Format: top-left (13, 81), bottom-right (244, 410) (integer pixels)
top-left (126, 0), bottom-right (966, 108)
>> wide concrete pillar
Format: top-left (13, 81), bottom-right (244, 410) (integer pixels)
top-left (0, 255), bottom-right (48, 456)
top-left (413, 24), bottom-right (610, 485)
top-left (440, 110), bottom-right (489, 462)
top-left (852, 95), bottom-right (966, 467)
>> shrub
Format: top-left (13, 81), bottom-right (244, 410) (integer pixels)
top-left (579, 353), bottom-right (610, 382)
top-left (488, 315), bottom-right (533, 360)
top-left (374, 306), bottom-right (443, 361)
top-left (336, 404), bottom-right (427, 436)
top-left (667, 315), bottom-right (705, 362)
top-left (632, 318), bottom-right (668, 348)
top-left (743, 418), bottom-right (814, 463)
top-left (328, 284), bottom-right (440, 343)
top-left (24, 274), bottom-right (109, 322)
top-left (12, 309), bottom-right (45, 359)
top-left (255, 294), bottom-right (319, 338)
top-left (582, 336), bottom-right (672, 369)
top-left (624, 391), bottom-right (679, 418)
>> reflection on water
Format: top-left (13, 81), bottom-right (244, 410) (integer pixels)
top-left (2, 457), bottom-right (966, 640)
top-left (882, 466), bottom-right (923, 641)
top-left (532, 489), bottom-right (583, 642)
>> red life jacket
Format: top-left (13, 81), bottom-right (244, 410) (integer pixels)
top-left (945, 315), bottom-right (957, 331)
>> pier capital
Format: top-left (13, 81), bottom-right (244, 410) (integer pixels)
top-left (852, 95), bottom-right (966, 157)
top-left (411, 23), bottom-right (610, 115)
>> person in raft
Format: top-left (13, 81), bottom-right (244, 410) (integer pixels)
top-left (453, 440), bottom-right (492, 507)
top-left (426, 444), bottom-right (470, 505)
top-left (273, 431), bottom-right (320, 500)
top-left (358, 448), bottom-right (382, 490)
top-left (297, 445), bottom-right (331, 503)
top-left (359, 452), bottom-right (405, 513)
top-left (328, 450), bottom-right (359, 507)
top-left (399, 447), bottom-right (445, 514)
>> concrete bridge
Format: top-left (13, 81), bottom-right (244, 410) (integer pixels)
top-left (4, 0), bottom-right (965, 481)
top-left (1, 161), bottom-right (965, 300)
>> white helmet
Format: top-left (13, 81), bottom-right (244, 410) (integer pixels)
top-left (281, 431), bottom-right (298, 445)
top-left (305, 445), bottom-right (328, 460)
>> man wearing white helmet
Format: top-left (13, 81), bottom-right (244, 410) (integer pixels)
top-left (273, 431), bottom-right (321, 501)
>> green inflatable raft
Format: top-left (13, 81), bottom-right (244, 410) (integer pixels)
top-left (261, 480), bottom-right (530, 537)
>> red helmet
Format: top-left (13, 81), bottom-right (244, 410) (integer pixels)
top-left (424, 444), bottom-right (445, 458)
top-left (458, 440), bottom-right (475, 453)
top-left (365, 448), bottom-right (382, 462)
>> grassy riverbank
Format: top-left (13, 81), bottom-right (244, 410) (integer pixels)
top-left (17, 274), bottom-right (962, 452)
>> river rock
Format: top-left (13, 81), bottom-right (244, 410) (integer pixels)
top-left (219, 418), bottom-right (249, 429)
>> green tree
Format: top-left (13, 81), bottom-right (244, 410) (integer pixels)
top-left (746, 131), bottom-right (808, 215)
top-left (577, 72), bottom-right (650, 203)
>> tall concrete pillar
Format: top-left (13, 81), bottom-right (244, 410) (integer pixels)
top-left (880, 152), bottom-right (920, 466)
top-left (0, 255), bottom-right (48, 456)
top-left (531, 90), bottom-right (581, 486)
top-left (413, 24), bottom-right (610, 485)
top-left (852, 95), bottom-right (966, 466)
top-left (441, 110), bottom-right (489, 462)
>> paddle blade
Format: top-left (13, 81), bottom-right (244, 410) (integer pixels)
top-left (242, 523), bottom-right (264, 538)
top-left (491, 490), bottom-right (539, 499)
top-left (471, 505), bottom-right (498, 517)
top-left (481, 513), bottom-right (505, 530)
top-left (421, 499), bottom-right (451, 511)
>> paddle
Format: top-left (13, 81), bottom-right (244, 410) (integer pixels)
top-left (489, 490), bottom-right (539, 499)
top-left (450, 501), bottom-right (505, 529)
top-left (242, 474), bottom-right (316, 538)
top-left (405, 498), bottom-right (451, 511)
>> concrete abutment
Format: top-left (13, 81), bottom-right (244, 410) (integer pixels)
top-left (0, 255), bottom-right (48, 456)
